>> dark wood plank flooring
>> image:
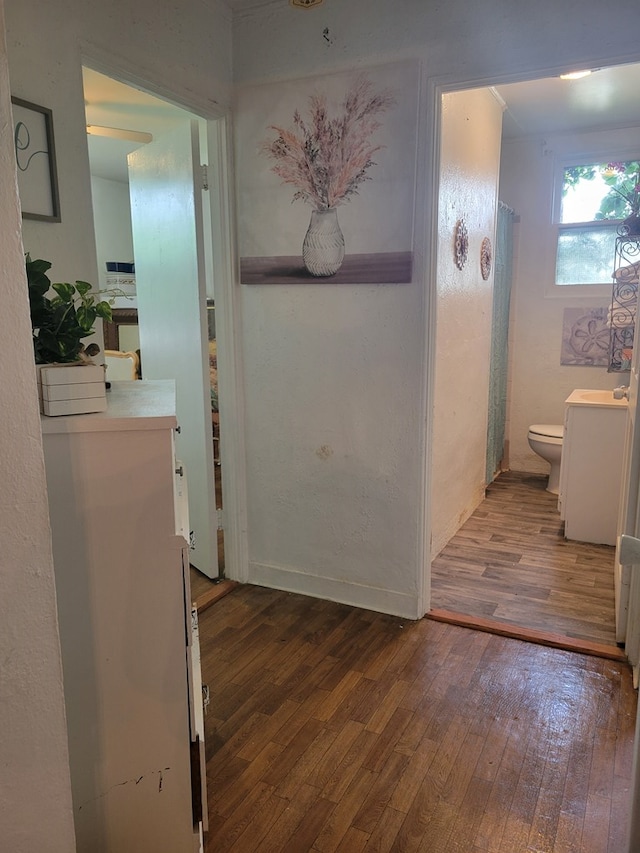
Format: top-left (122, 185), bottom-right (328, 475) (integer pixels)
top-left (431, 471), bottom-right (619, 654)
top-left (199, 584), bottom-right (636, 852)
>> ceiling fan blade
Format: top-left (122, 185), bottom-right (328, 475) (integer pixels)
top-left (86, 125), bottom-right (152, 144)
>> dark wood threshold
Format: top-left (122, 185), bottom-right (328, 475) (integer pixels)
top-left (193, 580), bottom-right (238, 614)
top-left (427, 608), bottom-right (628, 662)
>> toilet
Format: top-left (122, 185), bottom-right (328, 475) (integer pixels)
top-left (527, 424), bottom-right (564, 494)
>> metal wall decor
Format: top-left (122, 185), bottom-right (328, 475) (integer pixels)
top-left (480, 236), bottom-right (492, 280)
top-left (454, 219), bottom-right (468, 269)
top-left (608, 235), bottom-right (639, 372)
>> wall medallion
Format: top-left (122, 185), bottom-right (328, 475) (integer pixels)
top-left (454, 219), bottom-right (468, 270)
top-left (480, 236), bottom-right (492, 280)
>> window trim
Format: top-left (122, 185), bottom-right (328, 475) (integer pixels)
top-left (549, 148), bottom-right (640, 296)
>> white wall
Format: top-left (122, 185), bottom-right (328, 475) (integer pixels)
top-left (0, 4), bottom-right (76, 848)
top-left (232, 0), bottom-right (640, 88)
top-left (430, 87), bottom-right (503, 558)
top-left (232, 0), bottom-right (640, 617)
top-left (500, 126), bottom-right (634, 475)
top-left (243, 284), bottom-right (425, 615)
top-left (238, 59), bottom-right (426, 617)
top-left (90, 175), bottom-right (135, 302)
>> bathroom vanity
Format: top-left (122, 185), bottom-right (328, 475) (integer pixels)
top-left (558, 389), bottom-right (628, 545)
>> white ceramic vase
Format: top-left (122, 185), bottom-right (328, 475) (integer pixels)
top-left (302, 207), bottom-right (345, 277)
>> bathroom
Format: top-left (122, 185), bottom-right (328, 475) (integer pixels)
top-left (501, 123), bottom-right (631, 488)
top-left (429, 71), bottom-right (638, 639)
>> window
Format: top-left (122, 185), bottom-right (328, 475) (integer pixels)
top-left (555, 159), bottom-right (640, 286)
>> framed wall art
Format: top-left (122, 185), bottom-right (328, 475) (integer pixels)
top-left (235, 61), bottom-right (419, 284)
top-left (561, 306), bottom-right (610, 367)
top-left (11, 97), bottom-right (61, 222)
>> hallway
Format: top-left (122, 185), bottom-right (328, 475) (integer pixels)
top-left (430, 471), bottom-right (620, 658)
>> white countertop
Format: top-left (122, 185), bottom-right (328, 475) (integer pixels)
top-left (565, 388), bottom-right (628, 408)
top-left (40, 380), bottom-right (177, 434)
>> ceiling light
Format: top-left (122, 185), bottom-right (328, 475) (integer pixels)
top-left (290, 0), bottom-right (323, 8)
top-left (559, 70), bottom-right (592, 80)
top-left (86, 125), bottom-right (152, 144)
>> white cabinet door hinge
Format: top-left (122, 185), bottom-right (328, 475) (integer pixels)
top-left (201, 164), bottom-right (210, 191)
top-left (216, 508), bottom-right (225, 531)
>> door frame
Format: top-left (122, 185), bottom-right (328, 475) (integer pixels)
top-left (80, 48), bottom-right (249, 583)
top-left (423, 58), bottom-right (640, 616)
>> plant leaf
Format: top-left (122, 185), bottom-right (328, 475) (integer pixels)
top-left (95, 301), bottom-right (113, 322)
top-left (76, 305), bottom-right (96, 333)
top-left (51, 282), bottom-right (75, 302)
top-left (74, 280), bottom-right (92, 297)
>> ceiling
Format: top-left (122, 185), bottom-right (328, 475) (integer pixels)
top-left (495, 63), bottom-right (640, 139)
top-left (83, 62), bottom-right (640, 184)
top-left (83, 67), bottom-right (193, 183)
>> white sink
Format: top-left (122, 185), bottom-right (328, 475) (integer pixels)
top-left (565, 388), bottom-right (628, 407)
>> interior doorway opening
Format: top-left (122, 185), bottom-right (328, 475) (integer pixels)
top-left (83, 65), bottom-right (225, 586)
top-left (427, 61), bottom-right (640, 645)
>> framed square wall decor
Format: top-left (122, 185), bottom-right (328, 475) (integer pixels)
top-left (11, 96), bottom-right (61, 222)
top-left (236, 62), bottom-right (419, 285)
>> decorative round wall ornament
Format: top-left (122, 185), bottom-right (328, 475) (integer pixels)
top-left (480, 236), bottom-right (492, 280)
top-left (454, 219), bottom-right (468, 270)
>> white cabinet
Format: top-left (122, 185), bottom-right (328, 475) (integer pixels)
top-left (41, 381), bottom-right (206, 853)
top-left (558, 389), bottom-right (628, 546)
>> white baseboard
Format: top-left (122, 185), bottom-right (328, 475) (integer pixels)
top-left (248, 561), bottom-right (422, 620)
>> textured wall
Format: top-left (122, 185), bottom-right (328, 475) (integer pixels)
top-left (232, 0), bottom-right (640, 86)
top-left (0, 5), bottom-right (76, 847)
top-left (430, 87), bottom-right (503, 558)
top-left (233, 0), bottom-right (640, 614)
top-left (237, 59), bottom-right (425, 616)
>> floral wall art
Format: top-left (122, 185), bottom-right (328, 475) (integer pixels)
top-left (236, 62), bottom-right (419, 284)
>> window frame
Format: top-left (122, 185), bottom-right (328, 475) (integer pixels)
top-left (550, 149), bottom-right (640, 296)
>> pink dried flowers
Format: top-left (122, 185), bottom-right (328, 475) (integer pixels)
top-left (262, 76), bottom-right (395, 211)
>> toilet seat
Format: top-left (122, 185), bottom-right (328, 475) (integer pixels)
top-left (528, 424), bottom-right (563, 444)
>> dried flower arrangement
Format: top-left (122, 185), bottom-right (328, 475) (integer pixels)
top-left (261, 76), bottom-right (395, 211)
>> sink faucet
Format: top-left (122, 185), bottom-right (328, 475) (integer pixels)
top-left (613, 385), bottom-right (629, 399)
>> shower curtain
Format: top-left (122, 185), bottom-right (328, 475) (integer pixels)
top-left (486, 202), bottom-right (515, 484)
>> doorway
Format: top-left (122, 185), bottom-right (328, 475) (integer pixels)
top-left (83, 65), bottom-right (226, 584)
top-left (428, 62), bottom-right (640, 645)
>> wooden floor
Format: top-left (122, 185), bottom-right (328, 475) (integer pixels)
top-left (431, 471), bottom-right (620, 656)
top-left (199, 584), bottom-right (637, 852)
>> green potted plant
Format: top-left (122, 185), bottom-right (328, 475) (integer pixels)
top-left (27, 254), bottom-right (112, 364)
top-left (26, 255), bottom-right (113, 415)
